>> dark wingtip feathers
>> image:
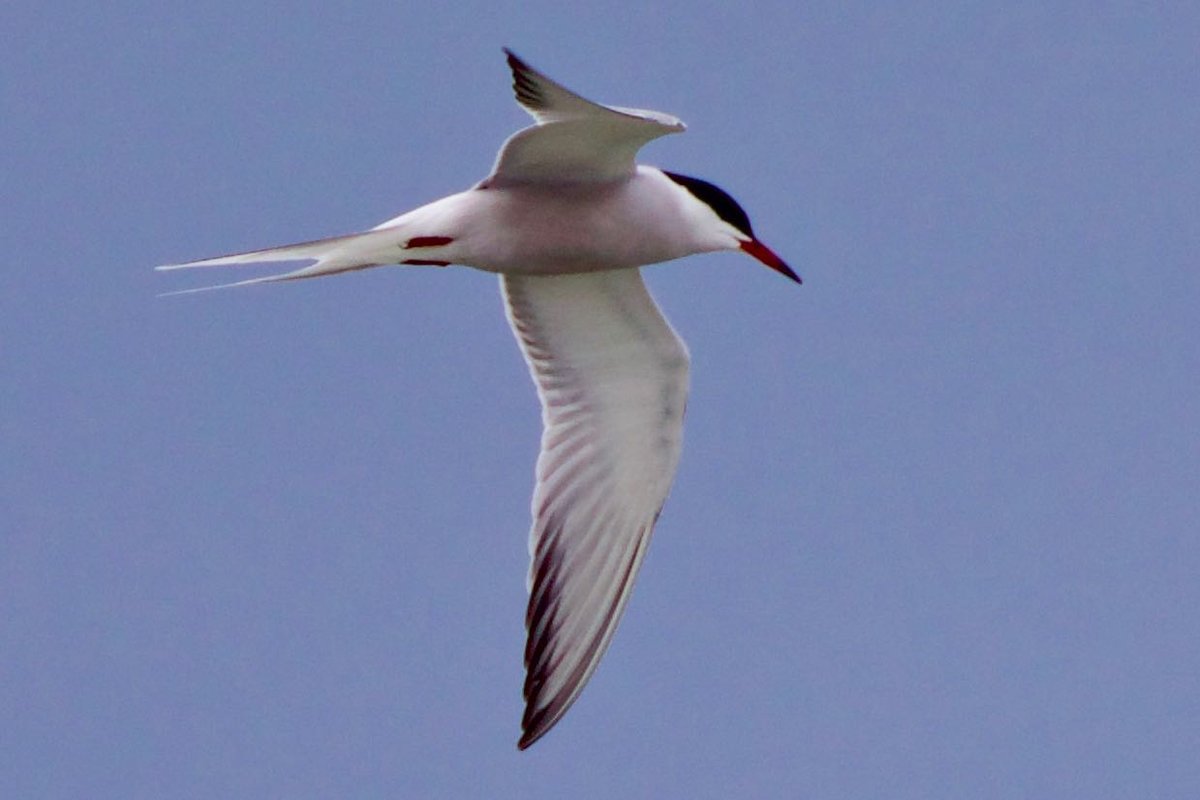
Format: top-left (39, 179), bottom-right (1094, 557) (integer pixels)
top-left (503, 48), bottom-right (546, 110)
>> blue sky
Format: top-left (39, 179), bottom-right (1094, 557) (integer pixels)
top-left (3, 2), bottom-right (1198, 797)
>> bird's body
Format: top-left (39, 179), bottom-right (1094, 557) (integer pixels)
top-left (160, 49), bottom-right (797, 749)
top-left (385, 166), bottom-right (721, 275)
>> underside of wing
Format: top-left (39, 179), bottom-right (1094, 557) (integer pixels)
top-left (502, 269), bottom-right (690, 749)
top-left (491, 50), bottom-right (686, 184)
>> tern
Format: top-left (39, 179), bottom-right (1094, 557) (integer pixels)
top-left (159, 49), bottom-right (799, 749)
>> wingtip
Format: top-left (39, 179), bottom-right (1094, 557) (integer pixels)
top-left (516, 718), bottom-right (550, 751)
top-left (502, 47), bottom-right (524, 69)
top-left (517, 700), bottom-right (545, 750)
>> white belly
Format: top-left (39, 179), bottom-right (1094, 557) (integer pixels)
top-left (456, 167), bottom-right (701, 275)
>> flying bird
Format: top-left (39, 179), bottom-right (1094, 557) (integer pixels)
top-left (159, 49), bottom-right (799, 749)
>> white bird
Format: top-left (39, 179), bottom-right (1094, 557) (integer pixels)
top-left (159, 49), bottom-right (799, 749)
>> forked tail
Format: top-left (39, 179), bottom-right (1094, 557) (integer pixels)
top-left (156, 225), bottom-right (452, 295)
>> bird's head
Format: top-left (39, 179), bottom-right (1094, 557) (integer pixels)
top-left (664, 171), bottom-right (800, 284)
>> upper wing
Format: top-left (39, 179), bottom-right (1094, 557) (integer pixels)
top-left (502, 269), bottom-right (690, 749)
top-left (489, 50), bottom-right (686, 185)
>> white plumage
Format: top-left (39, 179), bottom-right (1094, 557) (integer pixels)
top-left (159, 48), bottom-right (797, 749)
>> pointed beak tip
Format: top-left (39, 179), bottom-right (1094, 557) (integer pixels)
top-left (740, 239), bottom-right (801, 285)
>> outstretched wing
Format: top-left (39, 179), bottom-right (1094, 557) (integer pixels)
top-left (502, 269), bottom-right (690, 749)
top-left (489, 50), bottom-right (686, 184)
